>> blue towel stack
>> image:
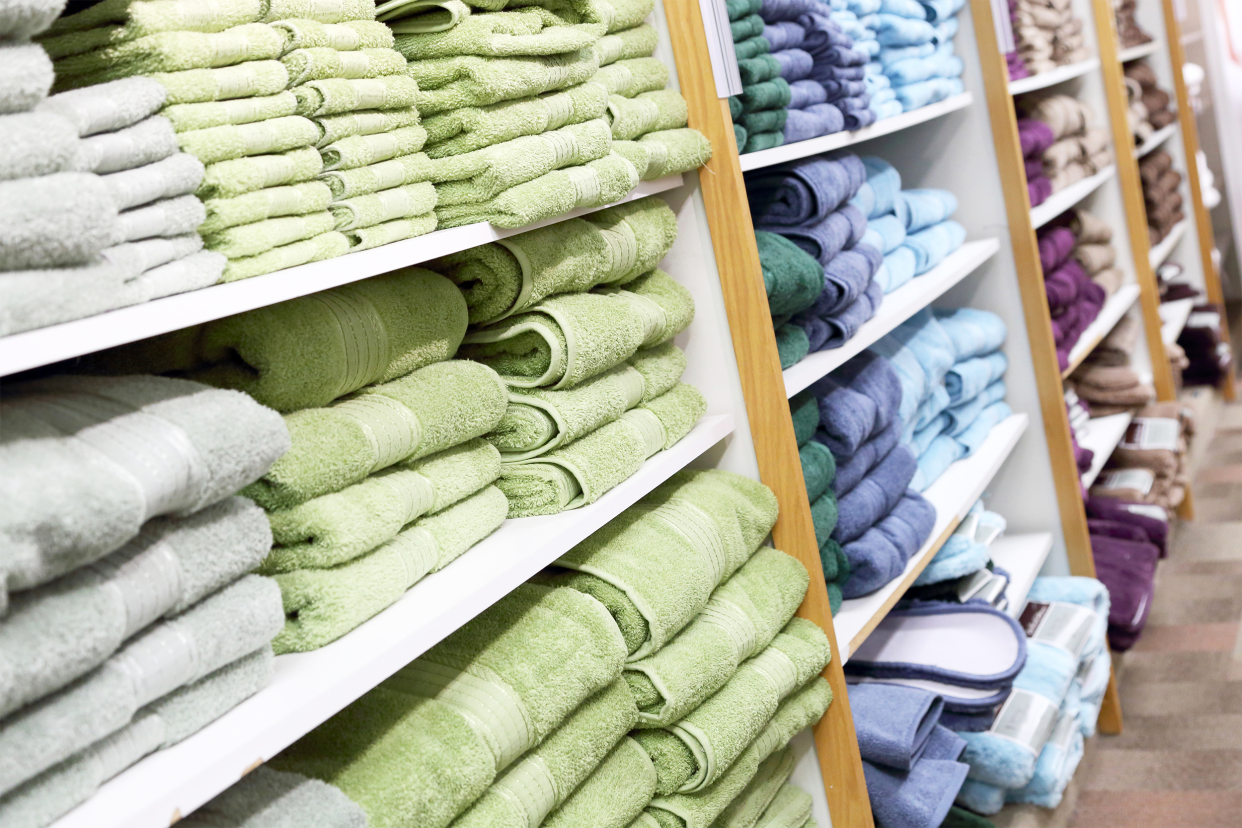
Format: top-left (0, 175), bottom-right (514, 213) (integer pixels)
top-left (907, 500), bottom-right (1011, 609)
top-left (795, 4), bottom-right (873, 132)
top-left (871, 0), bottom-right (966, 113)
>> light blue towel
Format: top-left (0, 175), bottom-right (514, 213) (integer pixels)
top-left (880, 0), bottom-right (928, 18)
top-left (869, 308), bottom-right (956, 432)
top-left (955, 779), bottom-right (1005, 816)
top-left (955, 400), bottom-right (1012, 456)
top-left (946, 352), bottom-right (1008, 404)
top-left (934, 17), bottom-right (959, 41)
top-left (1006, 713), bottom-right (1084, 808)
top-left (875, 14), bottom-right (937, 46)
top-left (894, 77), bottom-right (965, 111)
top-left (944, 379), bottom-right (1006, 436)
top-left (911, 412), bottom-right (951, 458)
top-left (868, 72), bottom-right (893, 90)
top-left (849, 0), bottom-right (882, 11)
top-left (861, 214), bottom-right (905, 253)
top-left (921, 0), bottom-right (966, 21)
top-left (884, 51), bottom-right (964, 85)
top-left (903, 219), bottom-right (966, 274)
top-left (880, 43), bottom-right (936, 66)
top-left (898, 188), bottom-right (957, 232)
top-left (911, 433), bottom-right (962, 491)
top-left (850, 155), bottom-right (902, 219)
top-left (912, 515), bottom-right (992, 586)
top-left (933, 307), bottom-right (1008, 360)
top-left (913, 384), bottom-right (951, 431)
top-left (876, 245), bottom-right (918, 292)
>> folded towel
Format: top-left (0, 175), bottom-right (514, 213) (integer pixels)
top-left (393, 13), bottom-right (603, 57)
top-left (0, 110), bottom-right (80, 181)
top-left (946, 352), bottom-right (1007, 404)
top-left (177, 116), bottom-right (318, 166)
top-left (54, 24), bottom-right (285, 85)
top-left (280, 45), bottom-right (406, 86)
top-left (833, 442), bottom-right (918, 544)
top-left (612, 127), bottom-right (713, 181)
top-left (103, 150), bottom-right (205, 209)
top-left (152, 61), bottom-right (290, 106)
top-left (782, 103), bottom-right (844, 144)
top-left (870, 309), bottom-right (956, 436)
top-left (775, 322), bottom-right (810, 368)
top-left (850, 682), bottom-right (944, 769)
top-left (172, 767), bottom-right (366, 828)
top-left (790, 390), bottom-right (819, 446)
top-left (828, 418), bottom-right (900, 497)
top-left (76, 114), bottom-right (178, 174)
top-left (840, 490), bottom-right (936, 597)
top-left (115, 194), bottom-right (208, 242)
top-left (748, 154), bottom-right (867, 226)
top-left (805, 279), bottom-right (883, 351)
top-left (902, 219), bottom-right (965, 274)
top-left (409, 49), bottom-right (602, 116)
top-left (0, 0), bottom-right (62, 40)
top-left (758, 230), bottom-right (824, 317)
top-left (810, 350), bottom-right (904, 456)
top-left (0, 171), bottom-right (118, 269)
top-left (313, 105), bottom-right (422, 147)
top-left (329, 181), bottom-right (436, 230)
top-left (204, 210), bottom-right (336, 259)
top-left (316, 150), bottom-right (435, 200)
top-left (221, 230), bottom-right (349, 281)
top-left (714, 748), bottom-right (796, 828)
top-left (595, 56), bottom-right (671, 98)
top-left (270, 582), bottom-right (627, 828)
top-left (47, 0), bottom-right (374, 37)
top-left (269, 18), bottom-right (393, 52)
top-left (542, 736), bottom-right (657, 828)
top-left (0, 42), bottom-right (53, 115)
top-left (198, 181), bottom-right (332, 233)
top-left (800, 439), bottom-right (837, 502)
top-left (932, 307), bottom-right (1006, 360)
top-left (198, 146), bottom-right (322, 199)
top-left (863, 756), bottom-right (969, 828)
top-left (607, 89), bottom-right (689, 139)
top-left (1005, 711), bottom-right (1083, 808)
top-left (243, 358), bottom-right (507, 509)
top-left (294, 74), bottom-right (420, 119)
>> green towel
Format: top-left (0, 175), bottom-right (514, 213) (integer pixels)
top-left (283, 46), bottom-right (408, 85)
top-left (543, 737), bottom-right (657, 828)
top-left (738, 55), bottom-right (780, 86)
top-left (739, 109), bottom-right (785, 134)
top-left (607, 90), bottom-right (687, 140)
top-left (595, 22), bottom-right (658, 65)
top-left (423, 81), bottom-right (608, 158)
top-left (41, 0), bottom-right (263, 54)
top-left (345, 212), bottom-right (438, 249)
top-left (755, 785), bottom-right (813, 828)
top-left (222, 230), bottom-right (349, 281)
top-left (810, 490), bottom-right (837, 549)
top-left (163, 92), bottom-right (299, 133)
top-left (451, 679), bottom-right (639, 828)
top-left (625, 547), bottom-right (809, 728)
top-left (54, 24), bottom-right (284, 85)
top-left (744, 131), bottom-right (784, 153)
top-left (731, 14), bottom-right (762, 42)
top-left (294, 74), bottom-right (421, 118)
top-left (427, 194), bottom-right (677, 324)
top-left (942, 806), bottom-right (997, 828)
top-left (548, 0), bottom-right (654, 33)
top-left (612, 129), bottom-right (713, 180)
top-left (775, 324), bottom-right (808, 370)
top-left (319, 151), bottom-right (436, 198)
top-left (330, 181), bottom-right (437, 229)
top-left (551, 469), bottom-right (780, 658)
top-left (733, 35), bottom-right (770, 61)
top-left (496, 381), bottom-right (705, 517)
top-left (734, 123), bottom-right (747, 151)
top-left (489, 342), bottom-right (685, 460)
top-left (642, 678), bottom-right (832, 828)
top-left (460, 268), bottom-right (693, 389)
top-left (152, 61), bottom-right (290, 105)
top-left (799, 441), bottom-right (835, 504)
top-left (264, 438), bottom-right (500, 572)
top-left (713, 748), bottom-right (795, 828)
top-left (270, 19), bottom-right (395, 53)
top-left (757, 231), bottom-right (821, 317)
top-left (271, 484), bottom-right (508, 652)
top-left (375, 0), bottom-right (469, 31)
top-left (594, 57), bottom-right (668, 98)
top-left (819, 539), bottom-right (846, 583)
top-left (725, 0), bottom-right (763, 21)
top-left (198, 145), bottom-right (324, 199)
top-left (431, 119), bottom-right (613, 206)
top-left (393, 13), bottom-right (604, 56)
top-left (633, 619), bottom-right (831, 794)
top-left (789, 391), bottom-right (817, 447)
top-left (315, 105), bottom-right (422, 147)
top-left (204, 210), bottom-right (336, 259)
top-left (271, 582), bottom-right (627, 828)
top-left (409, 49), bottom-right (601, 116)
top-left (322, 125), bottom-right (430, 171)
top-left (737, 79), bottom-right (790, 113)
top-left (244, 358), bottom-right (509, 508)
top-left (200, 181), bottom-right (333, 234)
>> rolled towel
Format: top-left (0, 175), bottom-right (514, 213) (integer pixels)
top-left (409, 49), bottom-right (602, 116)
top-left (840, 491), bottom-right (937, 597)
top-left (714, 748), bottom-right (796, 828)
top-left (541, 736), bottom-right (657, 828)
top-left (832, 442), bottom-right (918, 544)
top-left (757, 229), bottom-right (824, 317)
top-left (748, 154), bottom-right (868, 226)
top-left (0, 171), bottom-right (118, 269)
top-left (54, 24), bottom-right (286, 85)
top-left (809, 350), bottom-right (904, 456)
top-left (0, 110), bottom-right (80, 181)
top-left (828, 418), bottom-right (900, 498)
top-left (0, 575), bottom-right (282, 796)
top-left (172, 767), bottom-right (366, 828)
top-left (790, 390), bottom-right (819, 446)
top-left (946, 352), bottom-right (1008, 404)
top-left (798, 278), bottom-right (883, 352)
top-left (775, 322), bottom-right (810, 368)
top-left (800, 439), bottom-right (836, 502)
top-left (198, 145), bottom-right (323, 199)
top-left (0, 42), bottom-right (53, 115)
top-left (342, 213), bottom-right (437, 251)
top-left (754, 783), bottom-right (814, 828)
top-left (271, 484), bottom-right (508, 652)
top-left (270, 582), bottom-right (627, 828)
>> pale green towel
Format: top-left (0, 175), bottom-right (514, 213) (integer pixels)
top-left (423, 81), bottom-right (607, 158)
top-left (329, 181), bottom-right (436, 229)
top-left (428, 194), bottom-right (677, 324)
top-left (542, 737), bottom-right (658, 828)
top-left (152, 61), bottom-right (290, 105)
top-left (322, 124), bottom-right (429, 170)
top-left (294, 74), bottom-right (420, 118)
top-left (198, 145), bottom-right (323, 199)
top-left (221, 230), bottom-right (348, 281)
top-left (54, 24), bottom-right (284, 84)
top-left (594, 57), bottom-right (668, 98)
top-left (754, 785), bottom-right (814, 828)
top-left (162, 91), bottom-right (299, 132)
top-left (408, 48), bottom-right (600, 115)
top-left (431, 118), bottom-right (612, 206)
top-left (393, 13), bottom-right (604, 56)
top-left (613, 129), bottom-right (713, 180)
top-left (376, 0), bottom-right (467, 31)
top-left (262, 0), bottom-right (377, 22)
top-left (177, 115), bottom-right (318, 165)
top-left (712, 749), bottom-right (795, 828)
top-left (175, 767), bottom-right (367, 828)
top-left (319, 151), bottom-right (436, 198)
top-left (272, 484), bottom-right (508, 652)
top-left (204, 210), bottom-right (335, 258)
top-left (200, 181), bottom-right (333, 234)
top-left (608, 90), bottom-right (687, 140)
top-left (283, 46), bottom-right (408, 85)
top-left (595, 22), bottom-right (658, 65)
top-left (315, 105), bottom-right (421, 147)
top-left (39, 0), bottom-right (265, 59)
top-left (344, 213), bottom-right (437, 250)
top-left (270, 19), bottom-right (394, 54)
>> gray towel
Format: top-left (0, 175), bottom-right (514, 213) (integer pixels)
top-left (0, 375), bottom-right (289, 598)
top-left (115, 194), bottom-right (207, 243)
top-left (0, 647), bottom-right (274, 828)
top-left (75, 115), bottom-right (179, 174)
top-left (0, 496), bottom-right (272, 718)
top-left (0, 110), bottom-right (80, 180)
top-left (177, 767), bottom-right (366, 828)
top-left (37, 76), bottom-right (167, 136)
top-left (101, 152), bottom-right (205, 210)
top-left (0, 574), bottom-right (283, 796)
top-left (0, 42), bottom-right (53, 115)
top-left (0, 172), bottom-right (118, 269)
top-left (0, 0), bottom-right (65, 41)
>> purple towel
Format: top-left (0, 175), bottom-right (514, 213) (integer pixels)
top-left (764, 20), bottom-right (807, 49)
top-left (1044, 259), bottom-right (1084, 308)
top-left (814, 63), bottom-right (868, 82)
top-left (1037, 226), bottom-right (1076, 271)
top-left (1028, 175), bottom-right (1053, 207)
top-left (799, 12), bottom-right (855, 53)
top-left (1090, 532), bottom-right (1159, 651)
top-left (823, 78), bottom-right (869, 100)
top-left (803, 243), bottom-right (879, 317)
top-left (1007, 52), bottom-right (1029, 81)
top-left (1085, 495), bottom-right (1169, 557)
top-left (789, 78), bottom-right (829, 108)
top-left (1017, 118), bottom-right (1055, 158)
top-left (1024, 157), bottom-right (1043, 180)
top-left (748, 155), bottom-right (868, 226)
top-left (783, 103), bottom-right (845, 143)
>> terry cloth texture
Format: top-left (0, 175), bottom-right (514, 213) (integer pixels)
top-left (173, 767), bottom-right (367, 828)
top-left (542, 736), bottom-right (658, 828)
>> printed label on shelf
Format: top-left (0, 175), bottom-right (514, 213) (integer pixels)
top-left (989, 689), bottom-right (1059, 756)
top-left (1125, 503), bottom-right (1169, 521)
top-left (1020, 601), bottom-right (1094, 659)
top-left (1121, 418), bottom-right (1180, 451)
top-left (1097, 468), bottom-right (1155, 494)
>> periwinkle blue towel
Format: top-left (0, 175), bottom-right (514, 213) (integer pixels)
top-left (933, 307), bottom-right (1007, 360)
top-left (788, 78), bottom-right (829, 108)
top-left (920, 0), bottom-right (965, 21)
top-left (851, 155), bottom-right (902, 219)
top-left (946, 352), bottom-right (1007, 404)
top-left (813, 64), bottom-right (868, 84)
top-left (880, 42), bottom-right (936, 66)
top-left (894, 77), bottom-right (964, 110)
top-left (844, 102), bottom-right (877, 129)
top-left (914, 384), bottom-right (951, 432)
top-left (761, 0), bottom-right (824, 22)
top-left (945, 379), bottom-right (1005, 436)
top-left (768, 203), bottom-right (864, 267)
top-left (833, 441), bottom-right (918, 544)
top-left (880, 0), bottom-right (928, 18)
top-left (924, 724), bottom-right (967, 761)
top-left (955, 400), bottom-right (1011, 456)
top-left (764, 20), bottom-right (807, 49)
top-left (875, 13), bottom-right (937, 46)
top-left (877, 245), bottom-right (917, 292)
top-left (864, 757), bottom-right (971, 828)
top-left (841, 490), bottom-right (937, 597)
top-left (814, 278), bottom-right (884, 350)
top-left (870, 308), bottom-right (956, 431)
top-left (822, 78), bottom-right (868, 100)
top-left (941, 708), bottom-right (997, 733)
top-left (812, 349), bottom-right (903, 455)
top-left (798, 12), bottom-right (853, 52)
top-left (783, 103), bottom-right (845, 142)
top-left (850, 682), bottom-right (944, 769)
top-left (773, 48), bottom-right (815, 81)
top-left (827, 418), bottom-right (900, 497)
top-left (898, 188), bottom-right (957, 232)
top-left (911, 412), bottom-right (951, 458)
top-left (903, 219), bottom-right (966, 274)
top-left (748, 154), bottom-right (867, 226)
top-left (823, 44), bottom-right (871, 66)
top-left (803, 241), bottom-right (879, 316)
top-left (836, 94), bottom-right (874, 114)
top-left (796, 312), bottom-right (834, 352)
top-left (911, 433), bottom-right (962, 491)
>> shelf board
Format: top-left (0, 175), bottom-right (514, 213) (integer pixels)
top-left (47, 413), bottom-right (734, 828)
top-left (1149, 218), bottom-right (1188, 269)
top-left (1136, 122), bottom-right (1178, 158)
top-left (1061, 283), bottom-right (1142, 378)
top-left (0, 175), bottom-right (685, 377)
top-left (737, 93), bottom-right (973, 172)
top-left (1007, 58), bottom-right (1101, 96)
top-left (835, 413), bottom-right (1030, 662)
top-left (989, 532), bottom-right (1054, 618)
top-left (1160, 296), bottom-right (1195, 347)
top-left (782, 239), bottom-right (1001, 398)
top-left (1118, 40), bottom-right (1162, 62)
top-left (1078, 410), bottom-right (1134, 489)
top-left (1030, 165), bottom-right (1116, 230)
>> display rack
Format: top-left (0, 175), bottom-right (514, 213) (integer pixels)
top-left (1079, 410), bottom-right (1137, 488)
top-left (990, 533), bottom-right (1056, 618)
top-left (1008, 57), bottom-right (1101, 95)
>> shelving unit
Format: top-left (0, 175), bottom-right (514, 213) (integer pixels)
top-left (1136, 121), bottom-right (1178, 157)
top-left (1007, 58), bottom-right (1101, 95)
top-left (1078, 410), bottom-right (1136, 488)
top-left (1149, 217), bottom-right (1188, 268)
top-left (1029, 165), bottom-right (1117, 229)
top-left (990, 532), bottom-right (1055, 618)
top-left (1061, 283), bottom-right (1143, 376)
top-left (1160, 296), bottom-right (1195, 346)
top-left (1117, 39), bottom-right (1162, 61)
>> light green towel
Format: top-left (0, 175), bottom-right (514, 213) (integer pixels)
top-left (451, 678), bottom-right (638, 828)
top-left (633, 618), bottom-right (831, 794)
top-left (319, 151), bottom-right (436, 199)
top-left (174, 767), bottom-right (367, 828)
top-left (393, 14), bottom-right (604, 56)
top-left (712, 748), bottom-right (795, 828)
top-left (162, 91), bottom-right (299, 132)
top-left (271, 582), bottom-right (627, 828)
top-left (376, 0), bottom-right (468, 31)
top-left (329, 181), bottom-right (437, 229)
top-left (295, 74), bottom-right (420, 118)
top-left (625, 548), bottom-right (809, 728)
top-left (543, 736), bottom-right (657, 828)
top-left (270, 19), bottom-right (395, 53)
top-left (263, 0), bottom-right (378, 22)
top-left (607, 90), bottom-right (687, 140)
top-left (423, 81), bottom-right (607, 159)
top-left (431, 118), bottom-right (612, 206)
top-left (272, 484), bottom-right (508, 652)
top-left (177, 115), bottom-right (318, 165)
top-left (428, 194), bottom-right (677, 324)
top-left (497, 381), bottom-right (705, 517)
top-left (198, 145), bottom-right (323, 199)
top-left (551, 469), bottom-right (780, 659)
top-left (283, 46), bottom-right (407, 85)
top-left (595, 22), bottom-right (658, 66)
top-left (754, 785), bottom-right (813, 828)
top-left (221, 229), bottom-right (349, 281)
top-left (152, 61), bottom-right (290, 105)
top-left (409, 48), bottom-right (601, 116)
top-left (344, 213), bottom-right (437, 250)
top-left (244, 358), bottom-right (508, 508)
top-left (538, 0), bottom-right (654, 32)
top-left (39, 0), bottom-right (264, 59)
top-left (594, 57), bottom-right (668, 98)
top-left (613, 129), bottom-right (713, 180)
top-left (54, 24), bottom-right (284, 84)
top-left (460, 268), bottom-right (693, 389)
top-left (322, 125), bottom-right (430, 171)
top-left (265, 438), bottom-right (500, 572)
top-left (315, 105), bottom-right (421, 146)
top-left (376, 0), bottom-right (651, 34)
top-left (643, 678), bottom-right (832, 828)
top-left (200, 180), bottom-right (333, 234)
top-left (204, 210), bottom-right (336, 259)
top-left (490, 341), bottom-right (685, 460)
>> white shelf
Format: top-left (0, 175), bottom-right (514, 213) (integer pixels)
top-left (738, 93), bottom-right (973, 172)
top-left (1062, 282), bottom-right (1141, 377)
top-left (1136, 122), bottom-right (1178, 158)
top-left (1118, 41), bottom-right (1162, 62)
top-left (0, 175), bottom-right (685, 377)
top-left (1077, 410), bottom-right (1134, 489)
top-left (835, 413), bottom-right (1030, 662)
top-left (782, 239), bottom-right (1001, 398)
top-left (1030, 165), bottom-right (1116, 229)
top-left (1160, 297), bottom-right (1195, 347)
top-left (47, 413), bottom-right (734, 828)
top-left (989, 532), bottom-right (1054, 618)
top-left (1007, 58), bottom-right (1101, 96)
top-left (1149, 218), bottom-right (1188, 269)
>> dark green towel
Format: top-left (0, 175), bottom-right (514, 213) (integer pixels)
top-left (789, 391), bottom-right (818, 447)
top-left (942, 806), bottom-right (997, 828)
top-left (734, 36), bottom-right (771, 61)
top-left (775, 323), bottom-right (808, 369)
top-left (745, 130), bottom-right (784, 153)
top-left (732, 13), bottom-right (763, 42)
top-left (757, 230), bottom-right (823, 317)
top-left (726, 0), bottom-right (763, 20)
top-left (734, 123), bottom-right (747, 150)
top-left (729, 96), bottom-right (744, 121)
top-left (738, 78), bottom-right (791, 112)
top-left (799, 440), bottom-right (836, 502)
top-left (822, 540), bottom-right (849, 615)
top-left (811, 489), bottom-right (838, 548)
top-left (738, 55), bottom-right (781, 86)
top-left (741, 108), bottom-right (787, 134)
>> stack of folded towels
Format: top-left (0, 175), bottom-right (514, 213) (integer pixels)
top-left (172, 470), bottom-right (835, 828)
top-left (1124, 61), bottom-right (1176, 145)
top-left (0, 374), bottom-right (291, 828)
top-left (1178, 303), bottom-right (1234, 386)
top-left (1017, 116), bottom-right (1055, 206)
top-left (1004, 0), bottom-right (1029, 81)
top-left (870, 0), bottom-right (966, 114)
top-left (1085, 490), bottom-right (1169, 649)
top-left (1070, 313), bottom-right (1156, 414)
top-left (1036, 210), bottom-right (1114, 369)
top-left (790, 391), bottom-right (851, 610)
top-left (1090, 399), bottom-right (1191, 515)
top-left (1064, 386), bottom-right (1097, 485)
top-left (728, 0), bottom-right (791, 152)
top-left (1114, 0), bottom-right (1152, 49)
top-left (1140, 149), bottom-right (1184, 243)
top-left (1011, 0), bottom-right (1089, 77)
top-left (1068, 207), bottom-right (1124, 296)
top-left (1021, 93), bottom-right (1112, 194)
top-left (905, 501), bottom-right (1012, 609)
top-left (430, 196), bottom-right (707, 517)
top-left (797, 3), bottom-right (877, 130)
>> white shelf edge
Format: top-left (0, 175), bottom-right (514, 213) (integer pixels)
top-left (1136, 122), bottom-right (1178, 159)
top-left (1149, 218), bottom-right (1188, 269)
top-left (1007, 58), bottom-right (1101, 96)
top-left (1160, 296), bottom-right (1195, 347)
top-left (1078, 410), bottom-right (1134, 489)
top-left (1030, 165), bottom-right (1116, 229)
top-left (836, 413), bottom-right (1030, 662)
top-left (1062, 283), bottom-right (1142, 377)
top-left (738, 93), bottom-right (973, 172)
top-left (782, 239), bottom-right (1001, 398)
top-left (0, 175), bottom-right (685, 377)
top-left (1118, 41), bottom-right (1162, 62)
top-left (989, 532), bottom-right (1054, 618)
top-left (48, 413), bottom-right (734, 828)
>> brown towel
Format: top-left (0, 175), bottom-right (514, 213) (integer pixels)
top-left (1074, 242), bottom-right (1116, 274)
top-left (1072, 364), bottom-right (1156, 407)
top-left (1093, 267), bottom-right (1124, 297)
top-left (1072, 208), bottom-right (1113, 243)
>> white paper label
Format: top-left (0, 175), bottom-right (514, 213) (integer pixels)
top-left (1097, 468), bottom-right (1155, 494)
top-left (1021, 601), bottom-right (1093, 659)
top-left (1188, 311), bottom-right (1220, 328)
top-left (989, 689), bottom-right (1059, 757)
top-left (1121, 418), bottom-right (1179, 451)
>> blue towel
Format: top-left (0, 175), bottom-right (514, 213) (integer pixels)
top-left (940, 708), bottom-right (997, 733)
top-left (944, 379), bottom-right (1006, 436)
top-left (788, 78), bottom-right (829, 107)
top-left (851, 155), bottom-right (903, 220)
top-left (773, 48), bottom-right (815, 81)
top-left (800, 244), bottom-right (879, 322)
top-left (783, 103), bottom-right (845, 142)
top-left (855, 37), bottom-right (881, 57)
top-left (872, 98), bottom-right (906, 121)
top-left (798, 12), bottom-right (854, 52)
top-left (911, 412), bottom-right (951, 457)
top-left (880, 0), bottom-right (927, 18)
top-left (864, 757), bottom-right (970, 828)
top-left (821, 43), bottom-right (871, 66)
top-left (835, 93), bottom-right (874, 114)
top-left (768, 203), bottom-right (866, 267)
top-left (880, 42), bottom-right (936, 66)
top-left (841, 490), bottom-right (937, 596)
top-left (913, 384), bottom-right (951, 431)
top-left (867, 71), bottom-right (893, 88)
top-left (898, 188), bottom-right (957, 232)
top-left (850, 683), bottom-right (944, 769)
top-left (903, 219), bottom-right (967, 274)
top-left (920, 0), bottom-right (965, 20)
top-left (884, 52), bottom-right (964, 85)
top-left (894, 76), bottom-right (964, 110)
top-left (870, 308), bottom-right (956, 432)
top-left (876, 245), bottom-right (918, 292)
top-left (748, 155), bottom-right (867, 226)
top-left (934, 16), bottom-right (959, 41)
top-left (924, 724), bottom-right (967, 761)
top-left (815, 278), bottom-right (884, 350)
top-left (812, 349), bottom-right (904, 455)
top-left (761, 0), bottom-right (824, 22)
top-left (763, 20), bottom-right (807, 49)
top-left (827, 417), bottom-right (900, 496)
top-left (1025, 576), bottom-right (1110, 622)
top-left (875, 13), bottom-right (937, 45)
top-left (955, 400), bottom-right (1011, 456)
top-left (849, 0), bottom-right (882, 11)
top-left (913, 530), bottom-right (991, 586)
top-left (813, 63), bottom-right (868, 83)
top-left (933, 307), bottom-right (1008, 360)
top-left (822, 78), bottom-right (868, 100)
top-left (861, 214), bottom-right (904, 253)
top-left (844, 102), bottom-right (877, 129)
top-left (946, 352), bottom-right (1007, 404)
top-left (1006, 713), bottom-right (1084, 808)
top-left (955, 779), bottom-right (1005, 816)
top-left (911, 433), bottom-right (962, 491)
top-left (833, 440), bottom-right (918, 543)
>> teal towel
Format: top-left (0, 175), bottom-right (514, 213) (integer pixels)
top-left (799, 441), bottom-right (836, 503)
top-left (460, 267), bottom-right (694, 389)
top-left (551, 469), bottom-right (779, 658)
top-left (496, 381), bottom-right (706, 517)
top-left (175, 767), bottom-right (366, 828)
top-left (625, 548), bottom-right (809, 727)
top-left (152, 62), bottom-right (291, 106)
top-left (594, 57), bottom-right (669, 98)
top-left (775, 323), bottom-right (809, 369)
top-left (293, 74), bottom-right (420, 118)
top-left (329, 181), bottom-right (437, 229)
top-left (713, 748), bottom-right (796, 828)
top-left (221, 230), bottom-right (349, 281)
top-left (198, 146), bottom-right (323, 200)
top-left (789, 391), bottom-right (818, 447)
top-left (282, 46), bottom-right (407, 85)
top-left (318, 150), bottom-right (436, 199)
top-left (408, 49), bottom-right (601, 116)
top-left (200, 181), bottom-right (334, 234)
top-left (757, 230), bottom-right (822, 317)
top-left (314, 105), bottom-right (421, 147)
top-left (392, 12), bottom-right (604, 56)
top-left (542, 736), bottom-right (657, 828)
top-left (612, 128), bottom-right (713, 180)
top-left (243, 358), bottom-right (508, 509)
top-left (607, 90), bottom-right (688, 140)
top-left (271, 582), bottom-right (627, 828)
top-left (177, 116), bottom-right (319, 165)
top-left (271, 484), bottom-right (508, 652)
top-left (269, 19), bottom-right (394, 53)
top-left (810, 489), bottom-right (838, 549)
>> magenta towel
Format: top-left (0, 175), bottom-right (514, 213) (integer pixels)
top-left (1017, 118), bottom-right (1055, 158)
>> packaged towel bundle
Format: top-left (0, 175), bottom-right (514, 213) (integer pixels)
top-left (907, 502), bottom-right (1010, 610)
top-left (1090, 400), bottom-right (1190, 513)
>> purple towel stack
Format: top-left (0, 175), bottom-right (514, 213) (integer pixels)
top-left (1017, 118), bottom-right (1055, 207)
top-left (1038, 222), bottom-right (1104, 370)
top-left (1178, 303), bottom-right (1234, 387)
top-left (1086, 515), bottom-right (1162, 651)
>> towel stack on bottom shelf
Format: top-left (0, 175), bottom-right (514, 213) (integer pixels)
top-left (1084, 494), bottom-right (1169, 650)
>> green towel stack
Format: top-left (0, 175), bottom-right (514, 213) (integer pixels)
top-left (790, 393), bottom-right (848, 614)
top-left (757, 231), bottom-right (823, 369)
top-left (724, 0), bottom-right (782, 154)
